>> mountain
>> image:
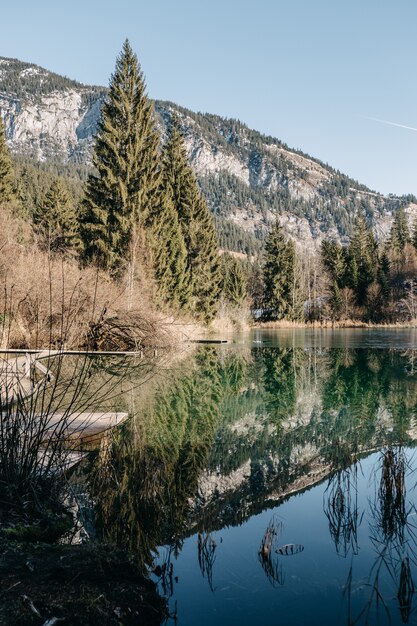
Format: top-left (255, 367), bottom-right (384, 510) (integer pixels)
top-left (1, 55), bottom-right (416, 252)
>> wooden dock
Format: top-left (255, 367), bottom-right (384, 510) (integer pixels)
top-left (0, 351), bottom-right (131, 473)
top-left (0, 351), bottom-right (53, 403)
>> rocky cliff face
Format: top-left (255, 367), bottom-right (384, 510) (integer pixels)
top-left (1, 89), bottom-right (102, 162)
top-left (0, 58), bottom-right (105, 162)
top-left (1, 55), bottom-right (415, 249)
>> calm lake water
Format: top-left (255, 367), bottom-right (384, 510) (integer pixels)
top-left (90, 329), bottom-right (417, 625)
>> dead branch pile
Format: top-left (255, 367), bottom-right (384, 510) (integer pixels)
top-left (86, 312), bottom-right (172, 352)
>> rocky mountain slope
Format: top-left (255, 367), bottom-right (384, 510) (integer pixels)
top-left (1, 55), bottom-right (416, 251)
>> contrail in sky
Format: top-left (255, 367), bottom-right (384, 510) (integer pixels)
top-left (363, 115), bottom-right (417, 133)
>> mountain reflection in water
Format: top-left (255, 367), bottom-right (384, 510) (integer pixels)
top-left (88, 334), bottom-right (417, 625)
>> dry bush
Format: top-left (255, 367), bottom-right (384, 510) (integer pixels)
top-left (0, 249), bottom-right (119, 349)
top-left (211, 300), bottom-right (251, 335)
top-left (0, 206), bottom-right (178, 350)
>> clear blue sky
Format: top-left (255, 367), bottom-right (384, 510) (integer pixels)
top-left (2, 0), bottom-right (417, 196)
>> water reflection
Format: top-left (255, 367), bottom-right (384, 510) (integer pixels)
top-left (90, 347), bottom-right (248, 564)
top-left (339, 446), bottom-right (417, 625)
top-left (87, 340), bottom-right (417, 625)
top-left (197, 532), bottom-right (217, 592)
top-left (324, 460), bottom-right (361, 558)
top-left (258, 516), bottom-right (284, 587)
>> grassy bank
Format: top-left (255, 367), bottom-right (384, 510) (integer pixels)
top-left (254, 318), bottom-right (417, 329)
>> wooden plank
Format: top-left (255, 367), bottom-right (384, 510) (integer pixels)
top-left (38, 449), bottom-right (89, 473)
top-left (44, 411), bottom-right (129, 434)
top-left (32, 360), bottom-right (53, 377)
top-left (189, 339), bottom-right (229, 344)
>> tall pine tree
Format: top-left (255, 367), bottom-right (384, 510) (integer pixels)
top-left (149, 191), bottom-right (190, 308)
top-left (0, 116), bottom-right (14, 204)
top-left (79, 40), bottom-right (160, 271)
top-left (347, 215), bottom-right (378, 306)
top-left (158, 114), bottom-right (221, 322)
top-left (389, 207), bottom-right (410, 252)
top-left (262, 219), bottom-right (297, 320)
top-left (321, 240), bottom-right (346, 288)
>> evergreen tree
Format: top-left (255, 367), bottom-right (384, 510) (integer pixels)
top-left (79, 40), bottom-right (160, 271)
top-left (378, 251), bottom-right (391, 302)
top-left (347, 215), bottom-right (378, 305)
top-left (349, 255), bottom-right (359, 293)
top-left (221, 254), bottom-right (247, 307)
top-left (189, 195), bottom-right (222, 321)
top-left (0, 116), bottom-right (14, 204)
top-left (149, 192), bottom-right (190, 308)
top-left (262, 219), bottom-right (297, 320)
top-left (159, 114), bottom-right (221, 322)
top-left (246, 259), bottom-right (264, 310)
top-left (321, 240), bottom-right (346, 287)
top-left (389, 207), bottom-right (410, 253)
top-left (34, 178), bottom-right (78, 250)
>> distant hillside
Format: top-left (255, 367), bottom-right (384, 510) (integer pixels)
top-left (1, 55), bottom-right (416, 252)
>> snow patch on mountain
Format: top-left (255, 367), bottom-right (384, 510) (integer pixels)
top-left (20, 67), bottom-right (43, 78)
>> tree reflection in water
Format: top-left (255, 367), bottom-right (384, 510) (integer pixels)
top-left (89, 347), bottom-right (250, 568)
top-left (341, 447), bottom-right (417, 625)
top-left (77, 342), bottom-right (417, 624)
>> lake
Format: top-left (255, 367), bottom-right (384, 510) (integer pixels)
top-left (89, 329), bottom-right (417, 625)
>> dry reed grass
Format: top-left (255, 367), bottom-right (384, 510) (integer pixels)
top-left (255, 318), bottom-right (417, 329)
top-left (0, 206), bottom-right (202, 350)
top-left (210, 301), bottom-right (251, 335)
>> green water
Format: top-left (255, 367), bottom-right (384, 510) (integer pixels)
top-left (91, 329), bottom-right (417, 625)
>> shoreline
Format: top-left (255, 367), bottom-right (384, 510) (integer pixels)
top-left (251, 319), bottom-right (417, 330)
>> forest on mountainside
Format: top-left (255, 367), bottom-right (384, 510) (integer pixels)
top-left (2, 54), bottom-right (417, 252)
top-left (0, 42), bottom-right (417, 347)
top-left (0, 56), bottom-right (106, 101)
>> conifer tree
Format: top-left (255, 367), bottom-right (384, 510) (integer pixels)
top-left (149, 192), bottom-right (190, 308)
top-left (221, 253), bottom-right (247, 307)
top-left (331, 281), bottom-right (342, 318)
top-left (378, 251), bottom-right (391, 302)
top-left (79, 40), bottom-right (160, 271)
top-left (262, 219), bottom-right (297, 320)
top-left (246, 260), bottom-right (264, 311)
top-left (347, 215), bottom-right (378, 305)
top-left (321, 240), bottom-right (346, 287)
top-left (0, 116), bottom-right (14, 204)
top-left (159, 114), bottom-right (221, 322)
top-left (34, 178), bottom-right (78, 250)
top-left (389, 207), bottom-right (410, 253)
top-left (189, 195), bottom-right (222, 321)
